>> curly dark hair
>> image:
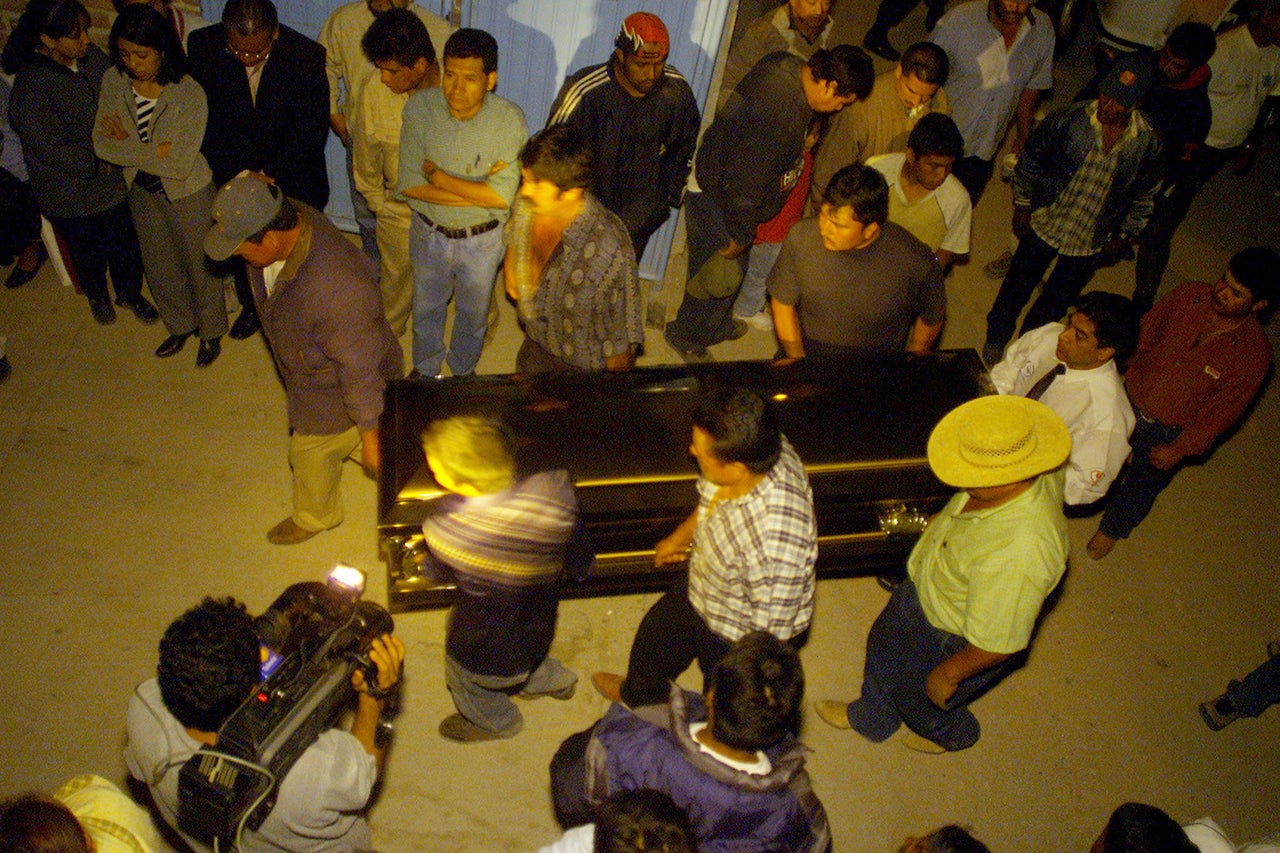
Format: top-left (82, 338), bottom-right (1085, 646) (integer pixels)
top-left (1100, 803), bottom-right (1199, 853)
top-left (594, 789), bottom-right (695, 853)
top-left (709, 631), bottom-right (803, 752)
top-left (0, 794), bottom-right (90, 853)
top-left (690, 383), bottom-right (782, 474)
top-left (157, 597), bottom-right (260, 731)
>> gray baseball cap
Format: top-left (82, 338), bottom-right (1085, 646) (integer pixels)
top-left (204, 173), bottom-right (285, 261)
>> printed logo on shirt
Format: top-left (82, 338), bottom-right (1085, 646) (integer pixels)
top-left (779, 156), bottom-right (804, 193)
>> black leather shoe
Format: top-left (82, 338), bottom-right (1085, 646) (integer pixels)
top-left (155, 333), bottom-right (191, 358)
top-left (228, 309), bottom-right (260, 340)
top-left (196, 337), bottom-right (221, 367)
top-left (4, 242), bottom-right (46, 288)
top-left (863, 29), bottom-right (900, 62)
top-left (89, 299), bottom-right (117, 325)
top-left (4, 265), bottom-right (39, 289)
top-left (116, 295), bottom-right (159, 324)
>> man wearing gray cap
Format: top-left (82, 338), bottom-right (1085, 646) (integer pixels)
top-left (982, 54), bottom-right (1164, 365)
top-left (205, 173), bottom-right (402, 545)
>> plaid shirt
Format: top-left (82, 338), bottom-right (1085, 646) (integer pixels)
top-left (687, 438), bottom-right (818, 641)
top-left (1031, 102), bottom-right (1147, 256)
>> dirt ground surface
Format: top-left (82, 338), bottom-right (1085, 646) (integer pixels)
top-left (2, 2), bottom-right (1278, 851)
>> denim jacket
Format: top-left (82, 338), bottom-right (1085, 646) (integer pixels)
top-left (1013, 100), bottom-right (1164, 245)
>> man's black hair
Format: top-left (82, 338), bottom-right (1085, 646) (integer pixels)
top-left (222, 0), bottom-right (277, 37)
top-left (822, 163), bottom-right (890, 227)
top-left (1074, 291), bottom-right (1139, 364)
top-left (594, 789), bottom-right (695, 853)
top-left (519, 124), bottom-right (593, 191)
top-left (362, 8), bottom-right (435, 68)
top-left (157, 597), bottom-right (261, 732)
top-left (809, 44), bottom-right (875, 100)
top-left (1101, 803), bottom-right (1198, 853)
top-left (901, 41), bottom-right (950, 86)
top-left (921, 825), bottom-right (992, 853)
top-left (1, 0), bottom-right (91, 75)
top-left (109, 3), bottom-right (188, 85)
top-left (444, 27), bottom-right (498, 75)
top-left (709, 631), bottom-right (803, 752)
top-left (0, 794), bottom-right (91, 853)
top-left (244, 186), bottom-right (299, 244)
top-left (1228, 246), bottom-right (1280, 313)
top-left (690, 383), bottom-right (782, 473)
top-left (1164, 21), bottom-right (1217, 68)
top-left (908, 112), bottom-right (965, 161)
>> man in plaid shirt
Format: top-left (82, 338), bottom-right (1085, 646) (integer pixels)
top-left (982, 53), bottom-right (1164, 366)
top-left (592, 384), bottom-right (818, 708)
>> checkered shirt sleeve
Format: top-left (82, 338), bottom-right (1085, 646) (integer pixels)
top-left (687, 438), bottom-right (818, 641)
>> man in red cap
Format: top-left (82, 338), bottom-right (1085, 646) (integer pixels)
top-left (547, 12), bottom-right (700, 258)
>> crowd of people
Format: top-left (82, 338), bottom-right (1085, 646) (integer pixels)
top-left (2, 0), bottom-right (1279, 849)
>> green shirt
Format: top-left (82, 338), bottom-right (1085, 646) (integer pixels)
top-left (908, 471), bottom-right (1068, 654)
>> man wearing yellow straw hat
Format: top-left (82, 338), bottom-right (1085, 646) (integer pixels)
top-left (815, 394), bottom-right (1070, 752)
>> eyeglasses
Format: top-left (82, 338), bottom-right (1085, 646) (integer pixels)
top-left (225, 33), bottom-right (276, 63)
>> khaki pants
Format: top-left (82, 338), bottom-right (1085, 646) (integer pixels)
top-left (289, 427), bottom-right (360, 531)
top-left (375, 202), bottom-right (413, 338)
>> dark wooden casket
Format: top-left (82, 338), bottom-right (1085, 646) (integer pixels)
top-left (377, 351), bottom-right (990, 612)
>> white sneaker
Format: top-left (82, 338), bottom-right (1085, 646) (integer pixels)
top-left (734, 311), bottom-right (773, 332)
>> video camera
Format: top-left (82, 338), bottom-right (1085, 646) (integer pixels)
top-left (177, 565), bottom-right (395, 851)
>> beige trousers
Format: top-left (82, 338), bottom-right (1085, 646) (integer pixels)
top-left (289, 426), bottom-right (360, 531)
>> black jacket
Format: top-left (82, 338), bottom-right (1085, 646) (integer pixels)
top-left (548, 61), bottom-right (700, 251)
top-left (187, 24), bottom-right (330, 209)
top-left (693, 51), bottom-right (812, 248)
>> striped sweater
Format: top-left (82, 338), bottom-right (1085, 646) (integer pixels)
top-left (424, 469), bottom-right (584, 676)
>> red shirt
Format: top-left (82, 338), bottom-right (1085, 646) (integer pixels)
top-left (754, 150), bottom-right (813, 245)
top-left (1126, 280), bottom-right (1272, 458)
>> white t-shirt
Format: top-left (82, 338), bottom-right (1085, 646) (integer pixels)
top-left (868, 152), bottom-right (972, 256)
top-left (1207, 23), bottom-right (1280, 149)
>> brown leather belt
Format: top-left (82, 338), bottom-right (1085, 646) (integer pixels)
top-left (415, 211), bottom-right (500, 239)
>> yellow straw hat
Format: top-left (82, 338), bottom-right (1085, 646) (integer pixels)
top-left (927, 396), bottom-right (1071, 488)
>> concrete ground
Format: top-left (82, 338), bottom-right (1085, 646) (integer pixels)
top-left (2, 4), bottom-right (1279, 852)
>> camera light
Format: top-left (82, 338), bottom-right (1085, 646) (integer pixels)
top-left (327, 563), bottom-right (366, 596)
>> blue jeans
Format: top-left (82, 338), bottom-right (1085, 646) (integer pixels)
top-left (732, 241), bottom-right (782, 318)
top-left (445, 652), bottom-right (577, 737)
top-left (846, 580), bottom-right (1019, 751)
top-left (984, 230), bottom-right (1099, 353)
top-left (1098, 412), bottom-right (1183, 540)
top-left (409, 216), bottom-right (504, 376)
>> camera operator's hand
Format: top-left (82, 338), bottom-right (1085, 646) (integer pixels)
top-left (351, 634), bottom-right (405, 765)
top-left (353, 634), bottom-right (405, 700)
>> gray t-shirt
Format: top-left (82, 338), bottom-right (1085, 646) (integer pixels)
top-left (124, 678), bottom-right (376, 853)
top-left (768, 218), bottom-right (945, 352)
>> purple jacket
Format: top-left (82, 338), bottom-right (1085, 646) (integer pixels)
top-left (250, 204), bottom-right (402, 435)
top-left (550, 686), bottom-right (831, 853)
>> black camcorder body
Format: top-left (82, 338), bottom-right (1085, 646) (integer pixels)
top-left (178, 578), bottom-right (394, 850)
